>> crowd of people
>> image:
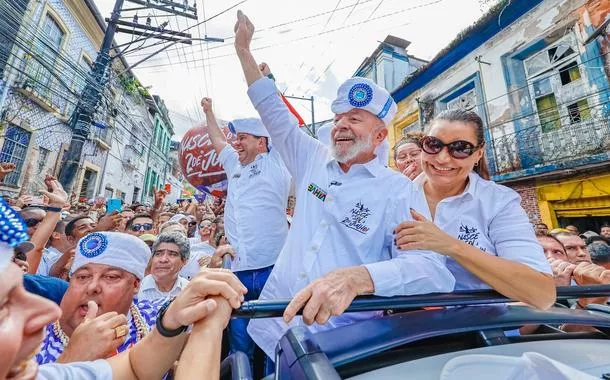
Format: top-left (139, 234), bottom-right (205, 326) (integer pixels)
top-left (1, 10), bottom-right (608, 380)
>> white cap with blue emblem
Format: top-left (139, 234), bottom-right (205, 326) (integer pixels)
top-left (0, 198), bottom-right (31, 271)
top-left (70, 231), bottom-right (151, 280)
top-left (331, 77), bottom-right (398, 127)
top-left (228, 117), bottom-right (270, 138)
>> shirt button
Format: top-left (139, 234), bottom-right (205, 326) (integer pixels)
top-left (320, 220), bottom-right (328, 228)
top-left (299, 272), bottom-right (307, 280)
top-left (311, 244), bottom-right (319, 251)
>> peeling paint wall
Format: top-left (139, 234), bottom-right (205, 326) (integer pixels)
top-left (392, 0), bottom-right (610, 183)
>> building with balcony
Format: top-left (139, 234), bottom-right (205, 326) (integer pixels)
top-left (389, 0), bottom-right (610, 231)
top-left (0, 0), bottom-right (174, 205)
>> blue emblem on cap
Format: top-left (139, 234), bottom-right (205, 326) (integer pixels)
top-left (228, 122), bottom-right (236, 134)
top-left (348, 83), bottom-right (373, 108)
top-left (79, 233), bottom-right (108, 258)
top-left (377, 96), bottom-right (394, 120)
top-left (0, 199), bottom-right (28, 247)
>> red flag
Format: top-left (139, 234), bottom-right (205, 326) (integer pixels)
top-left (281, 95), bottom-right (306, 126)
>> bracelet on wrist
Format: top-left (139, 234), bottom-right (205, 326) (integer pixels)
top-left (156, 298), bottom-right (188, 338)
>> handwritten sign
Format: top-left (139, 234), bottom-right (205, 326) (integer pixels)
top-left (179, 122), bottom-right (236, 190)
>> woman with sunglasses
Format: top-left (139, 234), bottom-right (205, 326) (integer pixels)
top-left (394, 109), bottom-right (555, 309)
top-left (393, 132), bottom-right (424, 180)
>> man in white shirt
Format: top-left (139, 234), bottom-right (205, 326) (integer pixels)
top-left (138, 232), bottom-right (190, 301)
top-left (233, 11), bottom-right (455, 366)
top-left (201, 96), bottom-right (291, 360)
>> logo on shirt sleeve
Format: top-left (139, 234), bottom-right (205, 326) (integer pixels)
top-left (307, 183), bottom-right (327, 202)
top-left (457, 223), bottom-right (486, 252)
top-left (341, 202), bottom-right (371, 234)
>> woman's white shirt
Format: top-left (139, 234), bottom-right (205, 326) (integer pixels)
top-left (411, 172), bottom-right (552, 290)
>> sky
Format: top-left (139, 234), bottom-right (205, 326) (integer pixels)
top-left (93, 0), bottom-right (494, 139)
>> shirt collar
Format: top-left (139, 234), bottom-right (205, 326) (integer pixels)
top-left (412, 171), bottom-right (479, 200)
top-left (241, 151), bottom-right (268, 168)
top-left (325, 155), bottom-right (386, 178)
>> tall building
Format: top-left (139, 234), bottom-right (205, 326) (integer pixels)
top-left (389, 0), bottom-right (610, 231)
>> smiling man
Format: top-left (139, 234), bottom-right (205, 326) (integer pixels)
top-left (233, 11), bottom-right (455, 370)
top-left (200, 97), bottom-right (291, 362)
top-left (36, 232), bottom-right (164, 365)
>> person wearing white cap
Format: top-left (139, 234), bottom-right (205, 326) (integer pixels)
top-left (233, 11), bottom-right (455, 368)
top-left (36, 231), bottom-right (166, 365)
top-left (0, 199), bottom-right (248, 380)
top-left (201, 96), bottom-right (291, 362)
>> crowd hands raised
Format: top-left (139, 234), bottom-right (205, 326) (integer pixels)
top-left (0, 9), bottom-right (607, 380)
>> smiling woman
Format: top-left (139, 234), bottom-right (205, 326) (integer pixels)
top-left (394, 109), bottom-right (556, 309)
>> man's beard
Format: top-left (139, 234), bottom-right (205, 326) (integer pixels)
top-left (330, 133), bottom-right (374, 163)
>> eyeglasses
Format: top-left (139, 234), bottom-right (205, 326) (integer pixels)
top-left (188, 222), bottom-right (197, 226)
top-left (131, 223), bottom-right (153, 232)
top-left (24, 218), bottom-right (42, 227)
top-left (420, 136), bottom-right (482, 159)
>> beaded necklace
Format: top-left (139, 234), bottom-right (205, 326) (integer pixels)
top-left (52, 304), bottom-right (149, 347)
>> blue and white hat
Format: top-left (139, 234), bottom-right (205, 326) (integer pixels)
top-left (331, 77), bottom-right (398, 127)
top-left (228, 117), bottom-right (270, 138)
top-left (70, 231), bottom-right (151, 280)
top-left (0, 199), bottom-right (31, 271)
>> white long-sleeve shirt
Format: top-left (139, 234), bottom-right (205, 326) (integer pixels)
top-left (245, 77), bottom-right (455, 358)
top-left (219, 144), bottom-right (290, 272)
top-left (410, 172), bottom-right (552, 290)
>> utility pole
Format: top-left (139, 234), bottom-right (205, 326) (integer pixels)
top-left (58, 0), bottom-right (218, 194)
top-left (58, 0), bottom-right (125, 193)
top-left (284, 94), bottom-right (316, 137)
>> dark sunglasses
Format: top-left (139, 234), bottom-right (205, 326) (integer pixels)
top-left (420, 136), bottom-right (482, 159)
top-left (188, 221), bottom-right (197, 226)
top-left (131, 223), bottom-right (153, 232)
top-left (24, 218), bottom-right (42, 227)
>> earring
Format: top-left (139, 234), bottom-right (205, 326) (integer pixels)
top-left (474, 162), bottom-right (479, 167)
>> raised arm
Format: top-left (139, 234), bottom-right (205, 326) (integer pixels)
top-left (233, 11), bottom-right (324, 183)
top-left (234, 11), bottom-right (262, 87)
top-left (111, 269), bottom-right (248, 380)
top-left (28, 176), bottom-right (67, 274)
top-left (201, 97), bottom-right (228, 155)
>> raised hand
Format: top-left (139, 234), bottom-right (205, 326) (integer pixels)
top-left (161, 269), bottom-right (247, 330)
top-left (201, 97), bottom-right (213, 114)
top-left (39, 175), bottom-right (68, 208)
top-left (233, 10), bottom-right (254, 51)
top-left (259, 62), bottom-right (271, 76)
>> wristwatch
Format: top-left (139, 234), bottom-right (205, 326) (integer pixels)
top-left (156, 298), bottom-right (188, 337)
top-left (44, 206), bottom-right (63, 213)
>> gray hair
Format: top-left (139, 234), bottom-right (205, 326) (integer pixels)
top-left (152, 231), bottom-right (190, 261)
top-left (589, 241), bottom-right (610, 265)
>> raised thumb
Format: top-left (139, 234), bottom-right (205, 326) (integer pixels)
top-left (84, 300), bottom-right (98, 322)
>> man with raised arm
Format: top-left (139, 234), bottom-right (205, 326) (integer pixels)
top-left (200, 97), bottom-right (291, 362)
top-left (233, 10), bottom-right (456, 369)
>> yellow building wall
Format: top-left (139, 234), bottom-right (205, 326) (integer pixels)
top-left (388, 97), bottom-right (419, 168)
top-left (536, 172), bottom-right (610, 228)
